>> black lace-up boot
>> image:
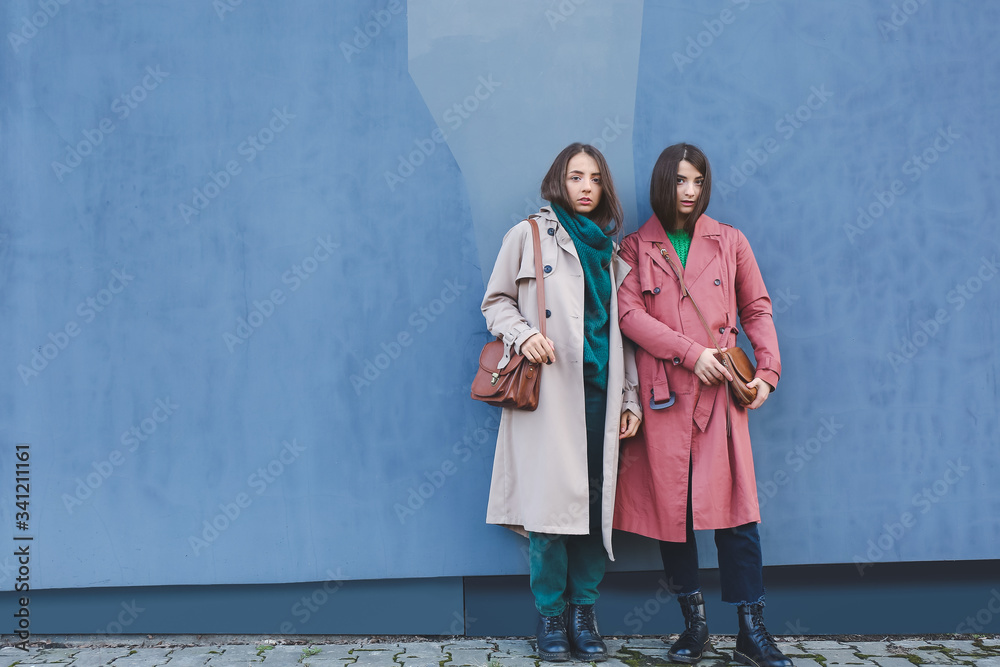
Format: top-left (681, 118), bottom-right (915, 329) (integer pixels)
top-left (734, 601), bottom-right (794, 667)
top-left (567, 604), bottom-right (607, 662)
top-left (667, 592), bottom-right (711, 663)
top-left (536, 610), bottom-right (571, 662)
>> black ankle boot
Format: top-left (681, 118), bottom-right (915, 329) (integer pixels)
top-left (567, 604), bottom-right (607, 662)
top-left (536, 610), bottom-right (571, 662)
top-left (667, 592), bottom-right (711, 663)
top-left (734, 601), bottom-right (793, 667)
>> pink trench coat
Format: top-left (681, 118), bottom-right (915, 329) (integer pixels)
top-left (613, 214), bottom-right (781, 543)
top-left (482, 208), bottom-right (642, 560)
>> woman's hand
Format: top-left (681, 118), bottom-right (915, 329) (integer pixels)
top-left (694, 347), bottom-right (733, 386)
top-left (620, 410), bottom-right (641, 438)
top-left (746, 378), bottom-right (772, 410)
top-left (521, 333), bottom-right (556, 365)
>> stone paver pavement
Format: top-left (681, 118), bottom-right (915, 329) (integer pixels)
top-left (0, 635), bottom-right (998, 667)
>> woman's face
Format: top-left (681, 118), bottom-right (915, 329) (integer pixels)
top-left (675, 159), bottom-right (704, 222)
top-left (565, 152), bottom-right (602, 215)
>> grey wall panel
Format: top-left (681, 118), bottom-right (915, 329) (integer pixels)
top-left (0, 576), bottom-right (465, 634)
top-left (1, 562), bottom-right (997, 635)
top-left (466, 561), bottom-right (1000, 636)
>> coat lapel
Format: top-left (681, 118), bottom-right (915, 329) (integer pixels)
top-left (539, 207), bottom-right (580, 264)
top-left (679, 215), bottom-right (721, 287)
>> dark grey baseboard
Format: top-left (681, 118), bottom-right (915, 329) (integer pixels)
top-left (3, 561), bottom-right (997, 637)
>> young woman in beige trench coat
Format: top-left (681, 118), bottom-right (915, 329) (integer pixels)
top-left (481, 143), bottom-right (642, 662)
top-left (614, 144), bottom-right (793, 667)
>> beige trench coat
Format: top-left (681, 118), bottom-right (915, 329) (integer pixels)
top-left (481, 207), bottom-right (641, 560)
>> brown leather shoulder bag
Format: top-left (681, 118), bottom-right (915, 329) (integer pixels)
top-left (471, 218), bottom-right (546, 410)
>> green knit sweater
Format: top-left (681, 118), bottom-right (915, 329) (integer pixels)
top-left (668, 228), bottom-right (692, 267)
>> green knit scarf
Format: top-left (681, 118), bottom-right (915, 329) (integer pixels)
top-left (552, 204), bottom-right (613, 392)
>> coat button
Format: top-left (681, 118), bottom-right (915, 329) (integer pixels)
top-left (545, 309), bottom-right (551, 318)
top-left (719, 327), bottom-right (726, 334)
top-left (544, 265), bottom-right (552, 273)
top-left (714, 279), bottom-right (721, 285)
top-left (672, 357), bottom-right (681, 365)
top-left (653, 287), bottom-right (660, 294)
top-left (547, 228), bottom-right (555, 236)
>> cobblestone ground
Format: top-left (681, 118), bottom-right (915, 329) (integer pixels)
top-left (2, 636), bottom-right (999, 667)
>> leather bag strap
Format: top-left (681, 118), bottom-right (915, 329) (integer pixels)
top-left (654, 242), bottom-right (724, 355)
top-left (528, 217), bottom-right (547, 339)
top-left (654, 241), bottom-right (733, 434)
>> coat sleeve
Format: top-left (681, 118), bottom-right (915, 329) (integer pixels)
top-left (734, 230), bottom-right (781, 389)
top-left (622, 337), bottom-right (642, 418)
top-left (617, 235), bottom-right (703, 372)
top-left (481, 222), bottom-right (540, 353)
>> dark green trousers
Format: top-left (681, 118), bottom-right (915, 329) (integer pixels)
top-left (529, 390), bottom-right (607, 616)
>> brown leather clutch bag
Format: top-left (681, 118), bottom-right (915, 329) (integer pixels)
top-left (714, 346), bottom-right (757, 407)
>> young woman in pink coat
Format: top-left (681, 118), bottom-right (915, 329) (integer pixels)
top-left (614, 144), bottom-right (792, 667)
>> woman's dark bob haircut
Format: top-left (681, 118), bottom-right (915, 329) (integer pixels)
top-left (540, 143), bottom-right (624, 236)
top-left (650, 143), bottom-right (712, 235)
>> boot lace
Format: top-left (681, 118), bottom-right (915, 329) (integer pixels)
top-left (574, 605), bottom-right (599, 634)
top-left (677, 595), bottom-right (704, 638)
top-left (752, 606), bottom-right (780, 649)
top-left (543, 614), bottom-right (566, 633)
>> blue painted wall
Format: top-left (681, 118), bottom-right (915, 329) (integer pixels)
top-left (627, 0), bottom-right (1000, 570)
top-left (1, 0), bottom-right (997, 603)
